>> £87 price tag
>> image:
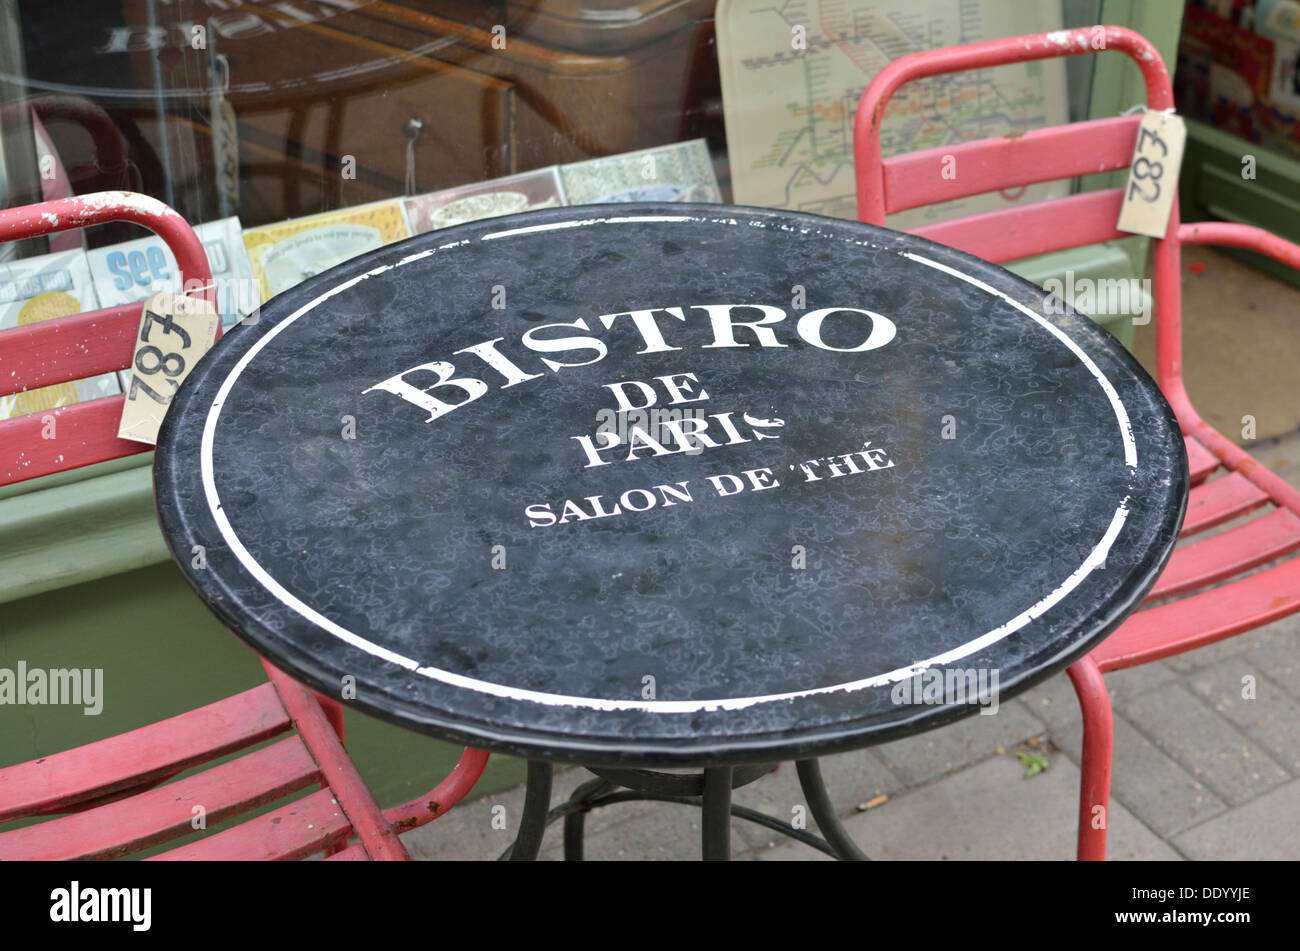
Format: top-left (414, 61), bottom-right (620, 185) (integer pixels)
top-left (117, 291), bottom-right (219, 445)
top-left (129, 307), bottom-right (194, 404)
top-left (1116, 110), bottom-right (1187, 238)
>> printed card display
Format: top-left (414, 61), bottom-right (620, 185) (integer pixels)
top-left (559, 139), bottom-right (721, 205)
top-left (242, 200), bottom-right (410, 302)
top-left (404, 167), bottom-right (565, 234)
top-left (88, 216), bottom-right (256, 391)
top-left (0, 249), bottom-right (120, 421)
top-left (88, 216), bottom-right (257, 331)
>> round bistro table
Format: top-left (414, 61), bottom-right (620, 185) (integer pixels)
top-left (154, 203), bottom-right (1188, 860)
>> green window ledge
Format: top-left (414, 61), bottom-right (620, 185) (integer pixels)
top-left (0, 453), bottom-right (166, 606)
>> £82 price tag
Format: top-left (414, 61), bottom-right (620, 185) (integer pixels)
top-left (117, 291), bottom-right (219, 445)
top-left (1116, 110), bottom-right (1187, 238)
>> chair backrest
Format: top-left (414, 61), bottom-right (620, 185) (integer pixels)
top-left (853, 25), bottom-right (1186, 401)
top-left (0, 192), bottom-right (215, 486)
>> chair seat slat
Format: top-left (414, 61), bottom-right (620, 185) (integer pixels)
top-left (0, 737), bottom-right (320, 860)
top-left (1185, 436), bottom-right (1219, 485)
top-left (1096, 557), bottom-right (1300, 672)
top-left (147, 788), bottom-right (353, 861)
top-left (1147, 508), bottom-right (1300, 602)
top-left (0, 682), bottom-right (292, 821)
top-left (1182, 471), bottom-right (1269, 536)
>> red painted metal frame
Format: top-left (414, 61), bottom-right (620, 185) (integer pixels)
top-left (0, 192), bottom-right (215, 484)
top-left (0, 193), bottom-right (488, 859)
top-left (855, 26), bottom-right (1300, 860)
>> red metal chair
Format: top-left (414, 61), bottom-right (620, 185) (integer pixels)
top-left (0, 192), bottom-right (488, 859)
top-left (854, 26), bottom-right (1300, 861)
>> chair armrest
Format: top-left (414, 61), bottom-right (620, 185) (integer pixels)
top-left (1171, 221), bottom-right (1300, 515)
top-left (1179, 222), bottom-right (1300, 273)
top-left (382, 748), bottom-right (490, 834)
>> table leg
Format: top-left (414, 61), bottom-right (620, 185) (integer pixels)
top-left (508, 760), bottom-right (553, 861)
top-left (701, 767), bottom-right (733, 861)
top-left (796, 759), bottom-right (868, 861)
top-left (563, 776), bottom-right (618, 861)
top-left (502, 760), bottom-right (856, 861)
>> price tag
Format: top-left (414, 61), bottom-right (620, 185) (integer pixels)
top-left (117, 292), bottom-right (219, 446)
top-left (1116, 110), bottom-right (1187, 238)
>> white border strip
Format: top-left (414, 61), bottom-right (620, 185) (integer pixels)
top-left (198, 215), bottom-right (1137, 714)
top-left (481, 216), bottom-right (691, 241)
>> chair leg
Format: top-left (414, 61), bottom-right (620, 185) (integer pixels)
top-left (1067, 655), bottom-right (1112, 862)
top-left (562, 777), bottom-right (618, 861)
top-left (701, 767), bottom-right (733, 861)
top-left (507, 761), bottom-right (553, 861)
top-left (795, 759), bottom-right (868, 860)
top-left (315, 695), bottom-right (346, 744)
top-left (315, 696), bottom-right (347, 856)
top-left (259, 659), bottom-right (350, 856)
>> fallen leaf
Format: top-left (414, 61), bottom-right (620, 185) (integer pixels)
top-left (1017, 751), bottom-right (1049, 778)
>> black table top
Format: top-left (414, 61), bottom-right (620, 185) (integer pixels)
top-left (154, 203), bottom-right (1187, 767)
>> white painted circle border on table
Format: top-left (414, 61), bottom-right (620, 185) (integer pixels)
top-left (198, 213), bottom-right (1138, 715)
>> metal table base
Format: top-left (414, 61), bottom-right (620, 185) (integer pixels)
top-left (500, 758), bottom-right (868, 861)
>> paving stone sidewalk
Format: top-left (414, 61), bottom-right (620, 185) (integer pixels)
top-left (403, 431), bottom-right (1300, 861)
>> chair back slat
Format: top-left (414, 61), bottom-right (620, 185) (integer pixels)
top-left (0, 396), bottom-right (145, 484)
top-left (912, 188), bottom-right (1128, 263)
top-left (883, 115), bottom-right (1142, 214)
top-left (0, 302), bottom-right (142, 396)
